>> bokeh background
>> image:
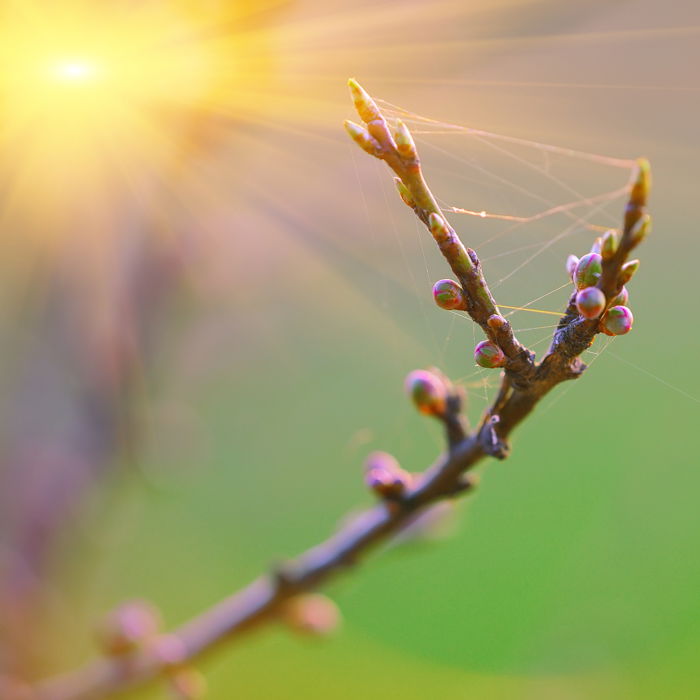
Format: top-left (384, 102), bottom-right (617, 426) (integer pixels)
top-left (0, 0), bottom-right (699, 697)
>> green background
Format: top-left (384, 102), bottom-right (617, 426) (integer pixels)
top-left (45, 0), bottom-right (699, 697)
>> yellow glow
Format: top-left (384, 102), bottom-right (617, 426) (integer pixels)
top-left (51, 60), bottom-right (100, 82)
top-left (0, 1), bottom-right (283, 241)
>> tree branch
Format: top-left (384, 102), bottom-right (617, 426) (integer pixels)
top-left (23, 81), bottom-right (651, 700)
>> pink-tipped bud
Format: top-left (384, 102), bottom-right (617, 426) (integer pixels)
top-left (344, 120), bottom-right (381, 157)
top-left (432, 279), bottom-right (466, 310)
top-left (575, 287), bottom-right (606, 320)
top-left (590, 237), bottom-right (602, 255)
top-left (405, 370), bottom-right (447, 417)
top-left (365, 451), bottom-right (412, 499)
top-left (394, 177), bottom-right (414, 207)
top-left (618, 259), bottom-right (640, 285)
top-left (610, 286), bottom-right (629, 307)
top-left (394, 119), bottom-right (417, 159)
top-left (96, 600), bottom-right (161, 656)
top-left (474, 340), bottom-right (506, 369)
top-left (601, 229), bottom-right (619, 260)
top-left (600, 306), bottom-right (634, 336)
top-left (283, 594), bottom-right (341, 637)
top-left (566, 255), bottom-right (580, 280)
top-left (347, 78), bottom-right (382, 124)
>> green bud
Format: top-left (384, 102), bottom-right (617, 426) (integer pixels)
top-left (574, 253), bottom-right (603, 289)
top-left (566, 254), bottom-right (580, 280)
top-left (601, 229), bottom-right (619, 260)
top-left (347, 78), bottom-right (382, 124)
top-left (630, 158), bottom-right (651, 208)
top-left (344, 120), bottom-right (381, 157)
top-left (432, 279), bottom-right (466, 310)
top-left (600, 305), bottom-right (634, 336)
top-left (428, 212), bottom-right (450, 242)
top-left (394, 119), bottom-right (417, 159)
top-left (629, 213), bottom-right (651, 248)
top-left (405, 369), bottom-right (447, 417)
top-left (575, 287), bottom-right (606, 319)
top-left (474, 340), bottom-right (506, 369)
top-left (394, 177), bottom-right (414, 208)
top-left (619, 259), bottom-right (640, 285)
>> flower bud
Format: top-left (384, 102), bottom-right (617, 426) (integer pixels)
top-left (405, 370), bottom-right (447, 416)
top-left (394, 177), bottom-right (414, 207)
top-left (347, 78), bottom-right (382, 123)
top-left (610, 286), bottom-right (629, 307)
top-left (575, 287), bottom-right (606, 319)
top-left (344, 120), bottom-right (381, 157)
top-left (590, 237), bottom-right (602, 255)
top-left (601, 229), bottom-right (619, 260)
top-left (618, 259), bottom-right (640, 285)
top-left (96, 601), bottom-right (161, 656)
top-left (365, 451), bottom-right (412, 499)
top-left (600, 305), bottom-right (634, 336)
top-left (474, 340), bottom-right (506, 369)
top-left (566, 254), bottom-right (580, 280)
top-left (574, 253), bottom-right (602, 289)
top-left (394, 119), bottom-right (417, 159)
top-left (432, 279), bottom-right (466, 310)
top-left (283, 594), bottom-right (341, 637)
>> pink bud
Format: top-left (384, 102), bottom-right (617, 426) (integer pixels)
top-left (474, 340), bottom-right (506, 369)
top-left (405, 370), bottom-right (447, 417)
top-left (432, 279), bottom-right (466, 310)
top-left (600, 306), bottom-right (634, 336)
top-left (365, 452), bottom-right (412, 499)
top-left (283, 594), bottom-right (341, 637)
top-left (575, 287), bottom-right (606, 320)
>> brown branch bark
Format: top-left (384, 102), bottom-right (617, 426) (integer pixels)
top-left (24, 81), bottom-right (651, 700)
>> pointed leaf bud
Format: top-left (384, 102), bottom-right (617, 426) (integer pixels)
top-left (566, 254), bottom-right (580, 281)
top-left (611, 286), bottom-right (629, 307)
top-left (283, 594), bottom-right (341, 637)
top-left (600, 305), bottom-right (634, 336)
top-left (344, 120), bottom-right (381, 157)
top-left (365, 451), bottom-right (412, 499)
top-left (630, 158), bottom-right (651, 208)
top-left (590, 237), bottom-right (602, 255)
top-left (574, 253), bottom-right (603, 290)
top-left (601, 229), bottom-right (619, 260)
top-left (405, 369), bottom-right (447, 417)
top-left (432, 279), bottom-right (467, 310)
top-left (394, 119), bottom-right (417, 159)
top-left (347, 78), bottom-right (382, 124)
top-left (575, 287), bottom-right (606, 320)
top-left (474, 340), bottom-right (506, 369)
top-left (428, 212), bottom-right (450, 242)
top-left (629, 213), bottom-right (651, 248)
top-left (619, 259), bottom-right (640, 285)
top-left (394, 177), bottom-right (414, 208)
top-left (96, 601), bottom-right (161, 656)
